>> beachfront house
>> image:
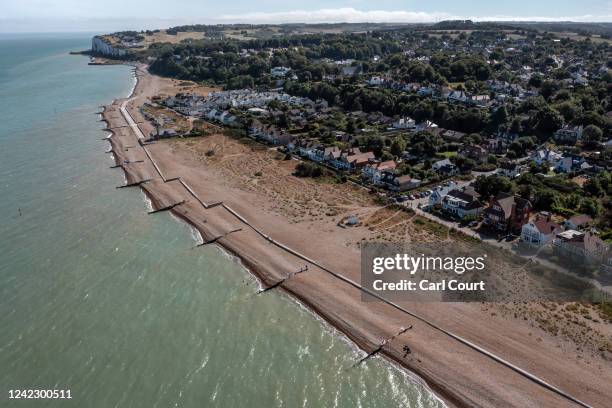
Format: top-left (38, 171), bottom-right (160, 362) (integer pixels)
top-left (553, 230), bottom-right (610, 265)
top-left (440, 187), bottom-right (483, 219)
top-left (379, 174), bottom-right (421, 192)
top-left (520, 212), bottom-right (562, 246)
top-left (428, 182), bottom-right (459, 206)
top-left (362, 161), bottom-right (397, 185)
top-left (483, 193), bottom-right (532, 233)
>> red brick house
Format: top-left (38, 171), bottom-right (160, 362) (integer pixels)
top-left (483, 193), bottom-right (532, 233)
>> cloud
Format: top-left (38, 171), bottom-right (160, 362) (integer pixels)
top-left (215, 8), bottom-right (612, 24)
top-left (216, 8), bottom-right (454, 24)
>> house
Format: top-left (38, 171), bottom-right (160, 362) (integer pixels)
top-left (432, 158), bottom-right (453, 171)
top-left (341, 64), bottom-right (363, 77)
top-left (441, 130), bottom-right (465, 142)
top-left (441, 187), bottom-right (483, 219)
top-left (469, 94), bottom-right (491, 107)
top-left (499, 161), bottom-right (521, 179)
top-left (553, 230), bottom-right (610, 265)
top-left (520, 212), bottom-right (562, 246)
top-left (380, 173), bottom-right (421, 192)
top-left (428, 181), bottom-right (459, 206)
top-left (554, 125), bottom-right (583, 144)
top-left (432, 159), bottom-right (458, 176)
top-left (392, 116), bottom-right (416, 130)
top-left (531, 149), bottom-right (562, 166)
top-left (417, 86), bottom-right (435, 97)
top-left (271, 66), bottom-right (291, 77)
top-left (483, 193), bottom-right (532, 233)
top-left (415, 120), bottom-right (438, 132)
top-left (485, 138), bottom-right (506, 154)
top-left (563, 214), bottom-right (593, 231)
top-left (345, 151), bottom-right (376, 171)
top-left (554, 157), bottom-right (573, 173)
top-left (367, 76), bottom-right (385, 86)
top-left (554, 155), bottom-right (585, 173)
top-left (362, 161), bottom-right (397, 185)
top-left (496, 131), bottom-right (519, 145)
top-left (459, 145), bottom-right (488, 163)
top-left (448, 90), bottom-right (468, 104)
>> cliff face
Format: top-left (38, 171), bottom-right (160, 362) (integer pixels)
top-left (91, 37), bottom-right (127, 58)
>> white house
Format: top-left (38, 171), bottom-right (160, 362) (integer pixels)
top-left (499, 161), bottom-right (521, 179)
top-left (392, 116), bottom-right (416, 130)
top-left (531, 149), bottom-right (562, 166)
top-left (362, 161), bottom-right (397, 185)
top-left (520, 212), bottom-right (562, 246)
top-left (428, 181), bottom-right (459, 206)
top-left (440, 188), bottom-right (483, 219)
top-left (415, 120), bottom-right (438, 132)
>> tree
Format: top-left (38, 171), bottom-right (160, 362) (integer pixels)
top-left (473, 175), bottom-right (513, 198)
top-left (584, 177), bottom-right (604, 197)
top-left (533, 107), bottom-right (563, 137)
top-left (579, 197), bottom-right (601, 217)
top-left (390, 139), bottom-right (405, 157)
top-left (582, 124), bottom-right (603, 148)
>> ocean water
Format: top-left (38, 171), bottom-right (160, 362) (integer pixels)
top-left (0, 34), bottom-right (443, 408)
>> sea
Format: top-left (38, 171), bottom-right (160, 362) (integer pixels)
top-left (0, 33), bottom-right (443, 408)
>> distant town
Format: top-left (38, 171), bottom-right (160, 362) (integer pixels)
top-left (93, 20), bottom-right (611, 279)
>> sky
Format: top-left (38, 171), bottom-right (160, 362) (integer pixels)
top-left (1, 0), bottom-right (611, 32)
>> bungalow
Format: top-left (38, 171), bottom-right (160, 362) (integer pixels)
top-left (441, 187), bottom-right (483, 219)
top-left (483, 193), bottom-right (532, 233)
top-left (520, 212), bottom-right (562, 246)
top-left (554, 125), bottom-right (583, 144)
top-left (563, 214), bottom-right (593, 231)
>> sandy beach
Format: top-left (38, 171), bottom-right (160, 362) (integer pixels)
top-left (101, 65), bottom-right (612, 408)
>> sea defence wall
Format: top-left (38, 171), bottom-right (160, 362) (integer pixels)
top-left (91, 37), bottom-right (127, 58)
